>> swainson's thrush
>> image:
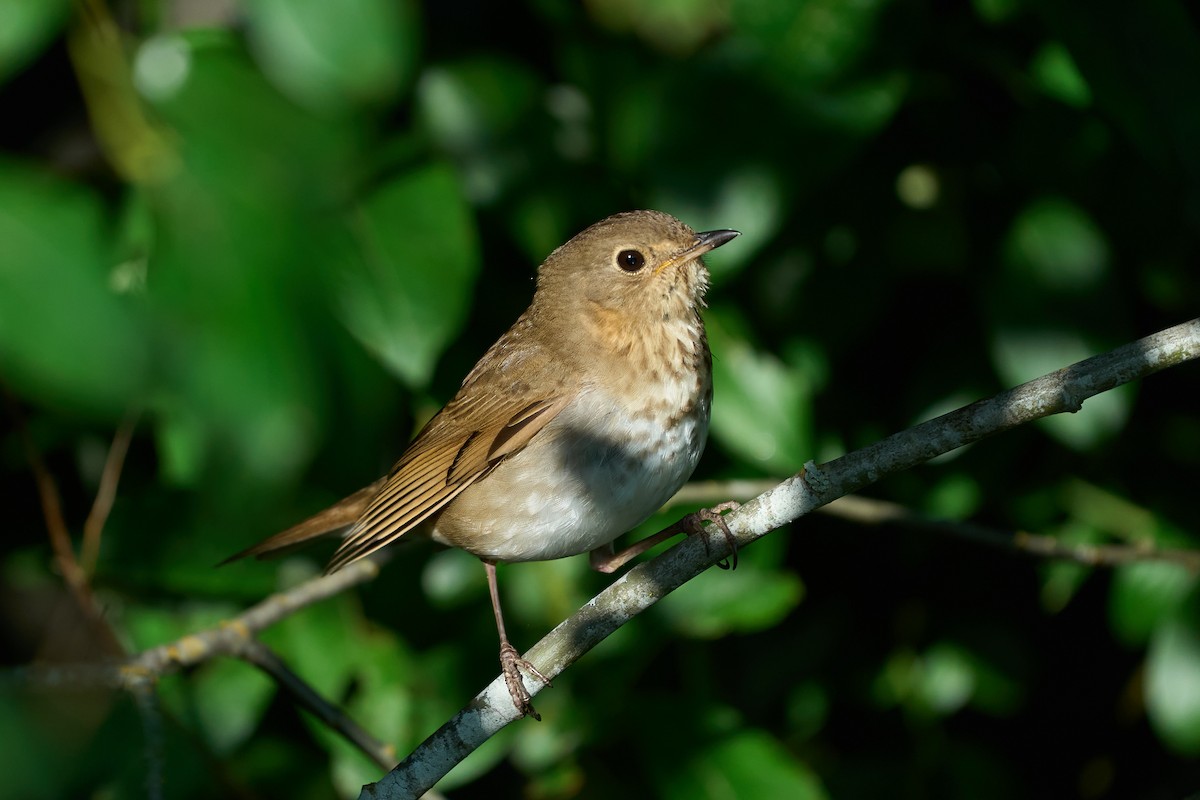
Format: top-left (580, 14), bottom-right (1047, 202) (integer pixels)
top-left (227, 210), bottom-right (740, 718)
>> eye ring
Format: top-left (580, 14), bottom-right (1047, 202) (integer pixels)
top-left (616, 249), bottom-right (646, 272)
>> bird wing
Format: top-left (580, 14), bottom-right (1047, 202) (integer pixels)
top-left (219, 479), bottom-right (386, 564)
top-left (323, 390), bottom-right (573, 572)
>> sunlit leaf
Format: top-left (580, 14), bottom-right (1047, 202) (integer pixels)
top-left (1145, 600), bottom-right (1200, 755)
top-left (655, 164), bottom-right (784, 283)
top-left (261, 590), bottom-right (366, 700)
top-left (0, 160), bottom-right (149, 418)
top-left (243, 0), bottom-right (417, 111)
top-left (193, 659), bottom-right (276, 755)
top-left (325, 628), bottom-right (419, 796)
top-left (0, 0), bottom-right (70, 82)
top-left (1005, 197), bottom-right (1109, 290)
top-left (415, 59), bottom-right (542, 153)
top-left (340, 162), bottom-right (480, 387)
top-left (989, 197), bottom-right (1127, 453)
top-left (659, 536), bottom-right (803, 638)
top-left (990, 329), bottom-right (1131, 450)
top-left (708, 309), bottom-right (814, 474)
top-left (989, 198), bottom-right (1127, 453)
top-left (874, 640), bottom-right (1025, 719)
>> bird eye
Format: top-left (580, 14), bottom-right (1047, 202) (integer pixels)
top-left (616, 249), bottom-right (646, 272)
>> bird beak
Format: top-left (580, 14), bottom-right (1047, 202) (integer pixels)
top-left (656, 228), bottom-right (741, 275)
top-left (693, 229), bottom-right (741, 254)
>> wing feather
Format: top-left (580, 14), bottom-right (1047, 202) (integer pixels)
top-left (324, 391), bottom-right (572, 573)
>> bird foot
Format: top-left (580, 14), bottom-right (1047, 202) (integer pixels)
top-left (682, 501), bottom-right (741, 570)
top-left (499, 641), bottom-right (550, 721)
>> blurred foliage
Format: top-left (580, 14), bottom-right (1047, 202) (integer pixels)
top-left (1, 0), bottom-right (1199, 798)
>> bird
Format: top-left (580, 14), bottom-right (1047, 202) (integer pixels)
top-left (225, 210), bottom-right (740, 719)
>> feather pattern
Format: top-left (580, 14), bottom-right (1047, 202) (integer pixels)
top-left (323, 391), bottom-right (573, 572)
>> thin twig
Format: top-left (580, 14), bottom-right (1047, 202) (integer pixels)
top-left (81, 410), bottom-right (139, 575)
top-left (365, 317), bottom-right (1200, 799)
top-left (237, 639), bottom-right (397, 771)
top-left (130, 556), bottom-right (385, 679)
top-left (823, 495), bottom-right (1200, 571)
top-left (12, 555), bottom-right (392, 776)
top-left (16, 558), bottom-right (383, 686)
top-left (3, 387), bottom-right (124, 656)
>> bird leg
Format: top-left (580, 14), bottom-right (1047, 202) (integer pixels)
top-left (484, 560), bottom-right (550, 721)
top-left (589, 501), bottom-right (742, 574)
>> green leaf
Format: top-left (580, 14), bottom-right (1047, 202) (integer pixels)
top-left (139, 33), bottom-right (364, 484)
top-left (0, 160), bottom-right (150, 418)
top-left (1036, 520), bottom-right (1102, 613)
top-left (1108, 561), bottom-right (1196, 646)
top-left (324, 629), bottom-right (417, 796)
top-left (972, 0), bottom-right (1021, 24)
top-left (988, 198), bottom-right (1130, 447)
top-left (416, 59), bottom-right (542, 154)
top-left (121, 600), bottom-right (242, 653)
top-left (192, 659), bottom-right (277, 756)
top-left (1004, 197), bottom-right (1109, 291)
top-left (340, 163), bottom-right (481, 387)
top-left (730, 0), bottom-right (887, 85)
top-left (0, 0), bottom-right (70, 83)
top-left (243, 0), bottom-right (417, 112)
top-left (1030, 42), bottom-right (1092, 108)
top-left (588, 0), bottom-right (733, 55)
top-left (923, 472), bottom-right (983, 518)
top-left (654, 165), bottom-right (784, 283)
top-left (990, 328), bottom-right (1132, 451)
top-left (659, 536), bottom-right (804, 638)
top-left (708, 308), bottom-right (814, 474)
top-left (262, 589), bottom-right (366, 700)
top-left (657, 728), bottom-right (828, 800)
top-left (1145, 599), bottom-right (1200, 755)
top-left (874, 641), bottom-right (1025, 720)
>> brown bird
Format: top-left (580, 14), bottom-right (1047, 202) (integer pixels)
top-left (226, 210), bottom-right (739, 718)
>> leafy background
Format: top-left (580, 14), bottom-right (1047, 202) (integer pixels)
top-left (2, 0), bottom-right (1199, 798)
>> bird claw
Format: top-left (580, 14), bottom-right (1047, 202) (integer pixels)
top-left (683, 501), bottom-right (741, 570)
top-left (499, 641), bottom-right (550, 721)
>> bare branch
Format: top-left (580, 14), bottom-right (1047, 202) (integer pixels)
top-left (81, 410), bottom-right (139, 575)
top-left (14, 558), bottom-right (382, 688)
top-left (237, 639), bottom-right (397, 771)
top-left (825, 495), bottom-right (1200, 571)
top-left (365, 318), bottom-right (1200, 799)
top-left (14, 556), bottom-right (392, 774)
top-left (130, 557), bottom-right (383, 679)
top-left (3, 387), bottom-right (124, 657)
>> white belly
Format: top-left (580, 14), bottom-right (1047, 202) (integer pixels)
top-left (432, 383), bottom-right (709, 562)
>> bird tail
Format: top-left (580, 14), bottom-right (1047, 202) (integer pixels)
top-left (219, 478), bottom-right (386, 565)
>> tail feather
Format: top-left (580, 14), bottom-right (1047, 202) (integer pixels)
top-left (220, 479), bottom-right (386, 565)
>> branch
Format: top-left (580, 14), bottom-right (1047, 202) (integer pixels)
top-left (127, 557), bottom-right (384, 683)
top-left (81, 409), bottom-right (139, 575)
top-left (365, 317), bottom-right (1200, 799)
top-left (3, 387), bottom-right (124, 657)
top-left (677, 484), bottom-right (1200, 570)
top-left (14, 557), bottom-right (393, 782)
top-left (825, 495), bottom-right (1200, 571)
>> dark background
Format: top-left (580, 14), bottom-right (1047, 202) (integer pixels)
top-left (2, 0), bottom-right (1198, 797)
